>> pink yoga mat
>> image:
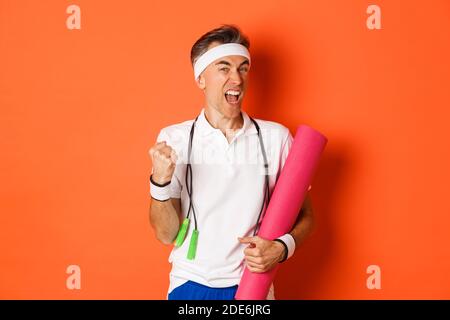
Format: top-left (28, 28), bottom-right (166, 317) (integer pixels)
top-left (235, 125), bottom-right (327, 300)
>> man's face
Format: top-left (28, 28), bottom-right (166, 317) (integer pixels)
top-left (196, 42), bottom-right (250, 118)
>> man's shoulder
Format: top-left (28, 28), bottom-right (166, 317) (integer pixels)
top-left (250, 117), bottom-right (291, 139)
top-left (160, 119), bottom-right (193, 134)
top-left (156, 118), bottom-right (194, 147)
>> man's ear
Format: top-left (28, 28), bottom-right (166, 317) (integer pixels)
top-left (196, 75), bottom-right (206, 90)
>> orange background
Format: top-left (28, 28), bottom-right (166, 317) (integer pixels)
top-left (1, 0), bottom-right (450, 299)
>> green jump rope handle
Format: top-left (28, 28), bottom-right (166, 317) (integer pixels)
top-left (174, 218), bottom-right (190, 247)
top-left (187, 229), bottom-right (199, 260)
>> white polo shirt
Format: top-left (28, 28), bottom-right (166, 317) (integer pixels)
top-left (154, 108), bottom-right (308, 299)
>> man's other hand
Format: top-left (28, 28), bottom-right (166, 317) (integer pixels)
top-left (238, 236), bottom-right (286, 273)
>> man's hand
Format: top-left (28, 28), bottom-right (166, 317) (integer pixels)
top-left (238, 236), bottom-right (286, 273)
top-left (149, 141), bottom-right (178, 184)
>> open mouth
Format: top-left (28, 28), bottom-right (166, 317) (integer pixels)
top-left (224, 89), bottom-right (241, 105)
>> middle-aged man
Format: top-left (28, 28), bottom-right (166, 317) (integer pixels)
top-left (149, 24), bottom-right (314, 300)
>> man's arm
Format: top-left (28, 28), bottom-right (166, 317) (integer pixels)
top-left (148, 140), bottom-right (183, 245)
top-left (239, 192), bottom-right (315, 273)
top-left (149, 197), bottom-right (182, 245)
top-left (288, 192), bottom-right (315, 248)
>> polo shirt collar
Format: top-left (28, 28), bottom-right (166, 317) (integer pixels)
top-left (196, 108), bottom-right (258, 137)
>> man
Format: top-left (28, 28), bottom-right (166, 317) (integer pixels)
top-left (148, 25), bottom-right (314, 300)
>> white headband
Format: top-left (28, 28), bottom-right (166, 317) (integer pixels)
top-left (193, 43), bottom-right (251, 80)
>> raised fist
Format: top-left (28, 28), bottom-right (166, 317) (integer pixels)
top-left (149, 141), bottom-right (178, 184)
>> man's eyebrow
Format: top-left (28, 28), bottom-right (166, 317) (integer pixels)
top-left (239, 60), bottom-right (250, 67)
top-left (215, 59), bottom-right (250, 67)
top-left (215, 60), bottom-right (231, 66)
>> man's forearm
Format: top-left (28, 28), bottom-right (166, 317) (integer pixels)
top-left (288, 192), bottom-right (315, 247)
top-left (149, 199), bottom-right (180, 245)
top-left (289, 208), bottom-right (314, 248)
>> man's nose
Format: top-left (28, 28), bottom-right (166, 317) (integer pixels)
top-left (229, 68), bottom-right (243, 85)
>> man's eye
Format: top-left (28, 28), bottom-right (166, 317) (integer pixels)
top-left (220, 68), bottom-right (229, 71)
top-left (240, 68), bottom-right (248, 73)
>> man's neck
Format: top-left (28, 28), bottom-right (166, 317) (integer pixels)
top-left (204, 106), bottom-right (244, 135)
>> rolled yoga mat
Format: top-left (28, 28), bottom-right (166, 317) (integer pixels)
top-left (235, 125), bottom-right (328, 300)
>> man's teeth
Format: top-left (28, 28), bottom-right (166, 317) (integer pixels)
top-left (226, 90), bottom-right (240, 96)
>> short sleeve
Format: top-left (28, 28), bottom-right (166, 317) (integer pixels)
top-left (150, 129), bottom-right (182, 198)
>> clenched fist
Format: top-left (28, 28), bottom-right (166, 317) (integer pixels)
top-left (149, 141), bottom-right (178, 184)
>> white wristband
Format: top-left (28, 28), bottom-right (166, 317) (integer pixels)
top-left (277, 233), bottom-right (296, 260)
top-left (149, 175), bottom-right (171, 201)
